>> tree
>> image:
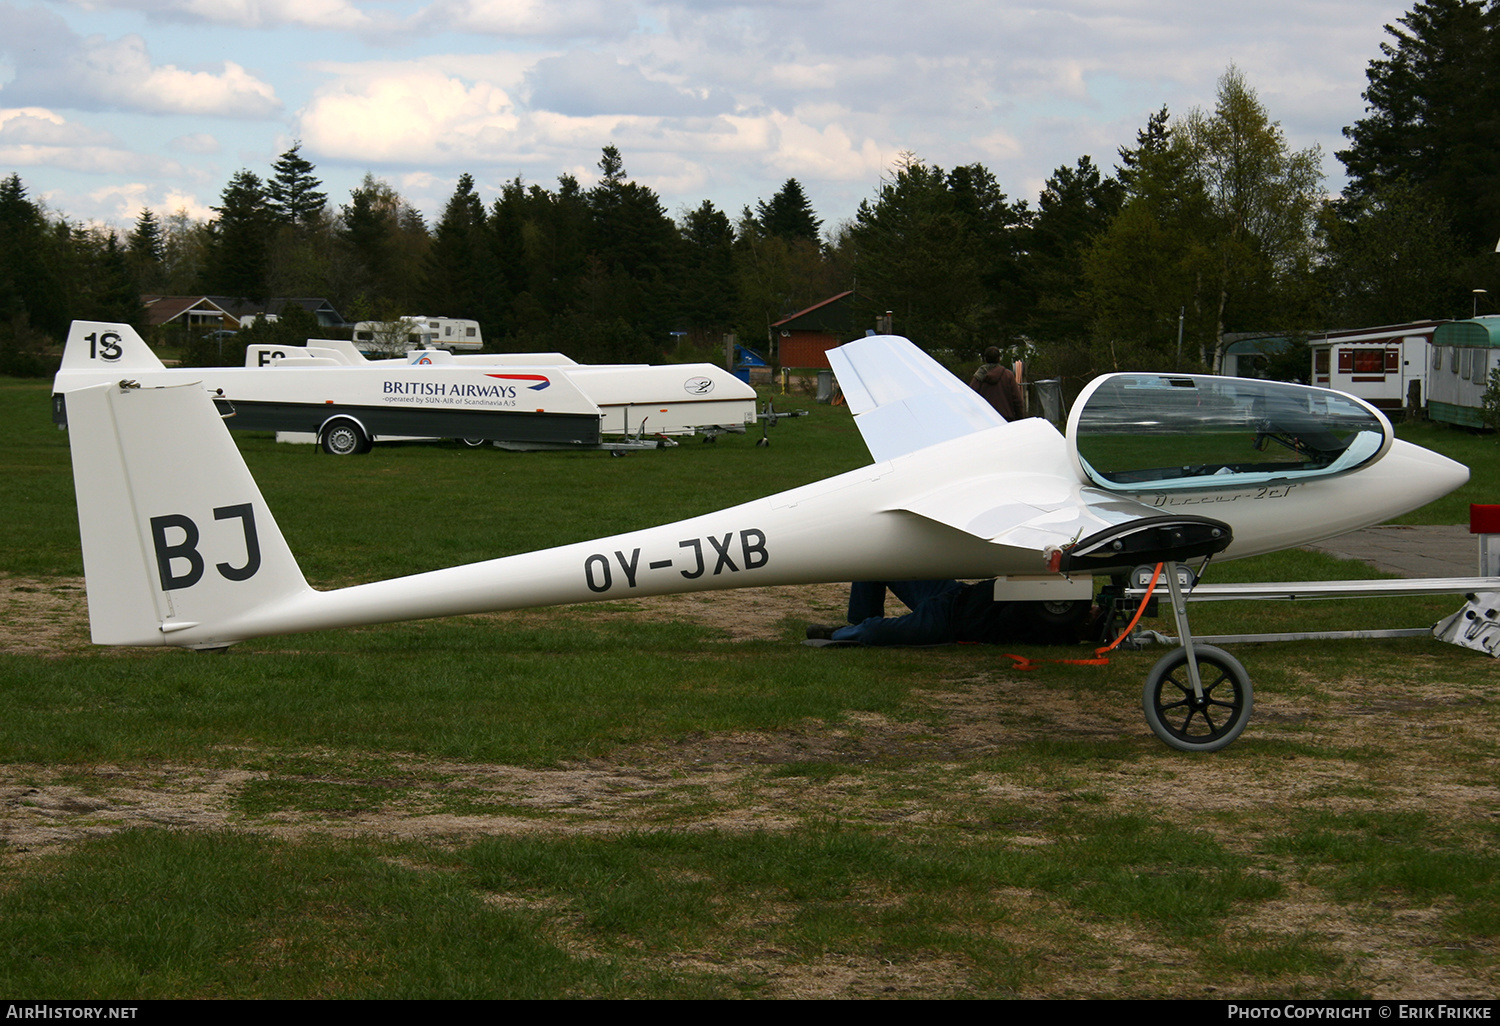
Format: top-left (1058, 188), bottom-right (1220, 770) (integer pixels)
top-left (1086, 71), bottom-right (1322, 372)
top-left (205, 170), bottom-right (274, 299)
top-left (677, 200), bottom-right (737, 343)
top-left (1116, 106), bottom-right (1171, 192)
top-left (847, 154), bottom-right (1029, 353)
top-left (266, 142), bottom-right (328, 231)
top-left (1319, 181), bottom-right (1466, 325)
top-left (127, 208), bottom-right (164, 293)
top-left (1338, 0), bottom-right (1500, 252)
top-left (422, 173), bottom-right (494, 322)
top-left (0, 174), bottom-right (66, 338)
top-left (732, 208), bottom-right (835, 357)
top-left (335, 174), bottom-right (428, 312)
top-left (755, 179), bottom-right (822, 244)
top-left (583, 146), bottom-right (680, 348)
top-left (1182, 66), bottom-right (1323, 369)
top-left (159, 209), bottom-right (213, 296)
top-left (1024, 156), bottom-right (1123, 347)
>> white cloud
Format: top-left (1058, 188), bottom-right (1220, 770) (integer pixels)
top-left (759, 111), bottom-right (885, 181)
top-left (0, 8), bottom-right (282, 118)
top-left (0, 106), bottom-right (178, 173)
top-left (60, 0), bottom-right (374, 30)
top-left (527, 50), bottom-right (731, 117)
top-left (297, 67), bottom-right (519, 162)
top-left (169, 132), bottom-right (221, 155)
top-left (3, 0), bottom-right (1427, 229)
top-left (415, 0), bottom-right (635, 38)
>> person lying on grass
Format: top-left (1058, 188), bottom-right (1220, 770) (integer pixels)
top-left (807, 579), bottom-right (1093, 647)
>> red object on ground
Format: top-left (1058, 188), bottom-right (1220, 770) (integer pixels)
top-left (1470, 505), bottom-right (1500, 534)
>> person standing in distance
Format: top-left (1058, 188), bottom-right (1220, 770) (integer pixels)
top-left (970, 345), bottom-right (1023, 421)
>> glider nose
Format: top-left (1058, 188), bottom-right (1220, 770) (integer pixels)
top-left (1386, 439), bottom-right (1469, 514)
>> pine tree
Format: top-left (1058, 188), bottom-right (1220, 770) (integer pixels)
top-left (1338, 0), bottom-right (1500, 252)
top-left (423, 173), bottom-right (494, 321)
top-left (265, 142), bottom-right (328, 230)
top-left (848, 154), bottom-right (1029, 353)
top-left (678, 200), bottom-right (737, 340)
top-left (1025, 156), bottom-right (1123, 346)
top-left (0, 174), bottom-right (66, 339)
top-left (1115, 106), bottom-right (1171, 192)
top-left (583, 146), bottom-right (679, 348)
top-left (755, 179), bottom-right (822, 244)
top-left (206, 170), bottom-right (274, 299)
top-left (336, 174), bottom-right (428, 310)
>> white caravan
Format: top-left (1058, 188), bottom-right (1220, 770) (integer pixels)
top-left (352, 317), bottom-right (483, 352)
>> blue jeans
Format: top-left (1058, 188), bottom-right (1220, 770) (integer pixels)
top-left (831, 580), bottom-right (965, 646)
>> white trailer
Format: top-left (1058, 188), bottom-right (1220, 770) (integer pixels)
top-left (55, 325), bottom-right (606, 454)
top-left (244, 342), bottom-right (758, 442)
top-left (53, 324), bottom-right (758, 456)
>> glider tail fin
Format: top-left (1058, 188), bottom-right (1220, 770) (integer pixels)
top-left (61, 321), bottom-right (167, 372)
top-left (66, 379), bottom-right (312, 648)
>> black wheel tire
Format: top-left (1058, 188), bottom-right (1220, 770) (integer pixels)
top-left (1019, 599), bottom-right (1094, 644)
top-left (1034, 599), bottom-right (1091, 626)
top-left (320, 420), bottom-right (368, 456)
top-left (1142, 644), bottom-right (1252, 753)
top-left (459, 437), bottom-right (487, 448)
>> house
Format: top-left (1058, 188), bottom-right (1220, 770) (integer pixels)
top-left (141, 296), bottom-right (238, 333)
top-left (211, 297), bottom-right (346, 328)
top-left (771, 291), bottom-right (858, 369)
top-left (141, 296), bottom-right (347, 333)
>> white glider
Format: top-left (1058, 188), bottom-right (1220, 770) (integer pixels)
top-left (61, 328), bottom-right (1469, 751)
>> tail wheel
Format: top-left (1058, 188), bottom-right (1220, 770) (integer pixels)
top-left (1142, 645), bottom-right (1253, 752)
top-left (319, 419), bottom-right (369, 456)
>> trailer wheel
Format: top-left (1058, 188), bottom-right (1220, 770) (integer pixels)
top-left (320, 418), bottom-right (369, 456)
top-left (459, 437), bottom-right (488, 448)
top-left (1142, 645), bottom-right (1252, 753)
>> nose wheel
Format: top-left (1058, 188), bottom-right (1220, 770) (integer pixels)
top-left (1142, 645), bottom-right (1252, 752)
top-left (1137, 560), bottom-right (1254, 753)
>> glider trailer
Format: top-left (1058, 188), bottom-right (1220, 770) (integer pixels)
top-left (59, 324), bottom-right (1471, 752)
top-left (53, 325), bottom-right (758, 455)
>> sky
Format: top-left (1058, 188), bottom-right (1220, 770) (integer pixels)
top-left (0, 0), bottom-right (1417, 235)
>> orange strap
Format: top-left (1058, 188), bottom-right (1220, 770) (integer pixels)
top-left (1002, 563), bottom-right (1163, 671)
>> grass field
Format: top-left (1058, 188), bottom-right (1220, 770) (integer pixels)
top-left (2, 377), bottom-right (1499, 999)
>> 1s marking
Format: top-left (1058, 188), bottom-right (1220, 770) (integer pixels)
top-left (87, 331), bottom-right (123, 361)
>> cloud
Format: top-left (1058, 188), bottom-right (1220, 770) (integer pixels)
top-left (527, 50), bottom-right (731, 117)
top-left (0, 106), bottom-right (179, 174)
top-left (85, 181), bottom-right (217, 222)
top-left (169, 132), bottom-right (221, 155)
top-left (0, 6), bottom-right (282, 118)
top-left (58, 0), bottom-right (373, 30)
top-left (297, 67), bottom-right (519, 163)
top-left (413, 0), bottom-right (635, 38)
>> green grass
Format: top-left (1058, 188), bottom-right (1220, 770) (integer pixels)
top-left (4, 377), bottom-right (1500, 997)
